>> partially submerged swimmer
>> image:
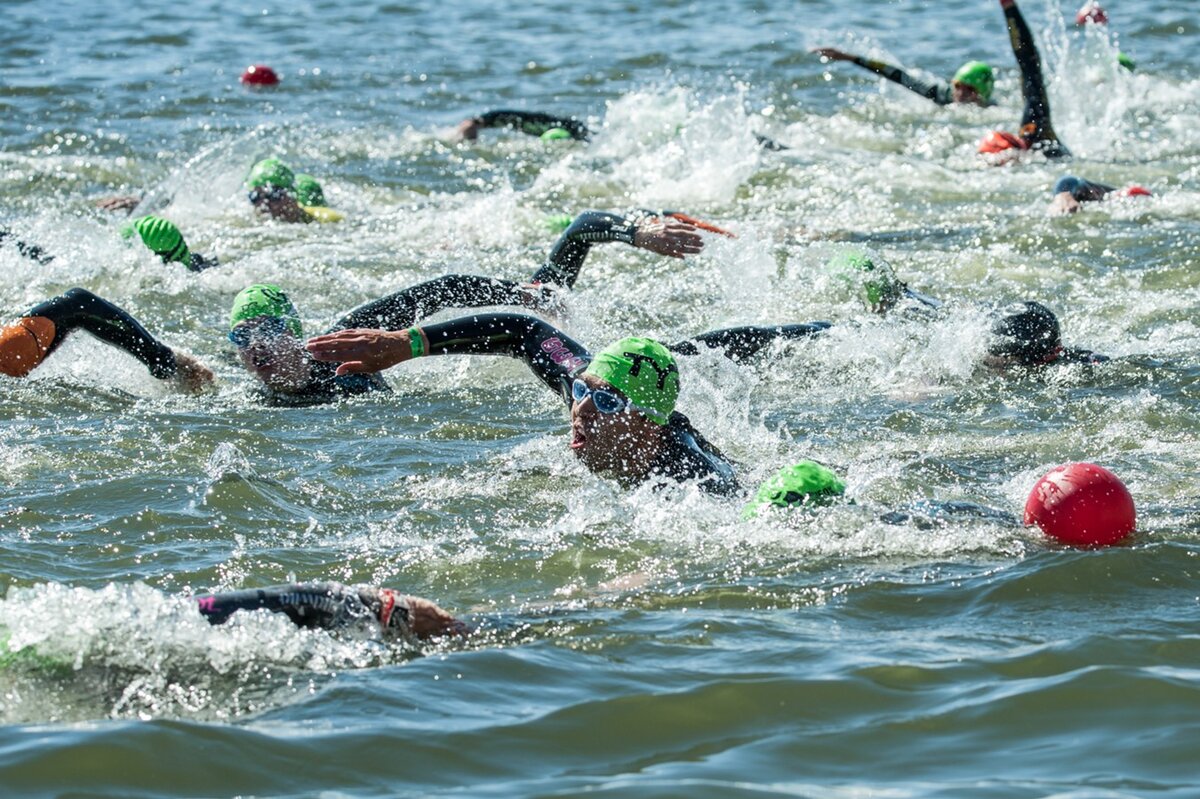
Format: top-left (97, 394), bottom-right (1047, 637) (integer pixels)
top-left (0, 288), bottom-right (213, 390)
top-left (197, 583), bottom-right (466, 640)
top-left (121, 215), bottom-right (219, 271)
top-left (455, 109), bottom-right (591, 142)
top-left (811, 48), bottom-right (995, 107)
top-left (245, 158), bottom-right (341, 224)
top-left (1048, 175), bottom-right (1152, 215)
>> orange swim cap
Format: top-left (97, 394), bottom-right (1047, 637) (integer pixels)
top-left (0, 316), bottom-right (56, 377)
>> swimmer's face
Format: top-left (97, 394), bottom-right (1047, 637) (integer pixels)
top-left (249, 185), bottom-right (310, 223)
top-left (569, 373), bottom-right (660, 478)
top-left (952, 81), bottom-right (983, 105)
top-left (232, 318), bottom-right (310, 392)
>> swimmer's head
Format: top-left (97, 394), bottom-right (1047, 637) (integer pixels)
top-left (952, 61), bottom-right (994, 103)
top-left (294, 173), bottom-right (326, 207)
top-left (743, 460), bottom-right (847, 518)
top-left (988, 301), bottom-right (1064, 366)
top-left (1117, 52), bottom-right (1135, 72)
top-left (229, 284), bottom-right (308, 391)
top-left (122, 215), bottom-right (191, 265)
top-left (230, 284), bottom-right (302, 339)
top-left (827, 251), bottom-right (903, 313)
top-left (540, 127), bottom-right (573, 141)
top-left (582, 337), bottom-right (679, 425)
top-left (246, 158), bottom-right (296, 194)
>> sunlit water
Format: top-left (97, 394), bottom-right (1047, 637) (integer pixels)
top-left (2, 0), bottom-right (1199, 796)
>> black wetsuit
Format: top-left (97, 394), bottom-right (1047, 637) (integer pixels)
top-left (1002, 0), bottom-right (1069, 157)
top-left (0, 227), bottom-right (54, 265)
top-left (842, 56), bottom-right (959, 106)
top-left (475, 110), bottom-right (592, 141)
top-left (196, 583), bottom-right (413, 635)
top-left (17, 288), bottom-right (179, 378)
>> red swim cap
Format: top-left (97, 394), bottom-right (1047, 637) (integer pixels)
top-left (977, 131), bottom-right (1029, 154)
top-left (1118, 185), bottom-right (1152, 198)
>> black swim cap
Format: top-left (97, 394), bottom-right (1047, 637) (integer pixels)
top-left (989, 301), bottom-right (1063, 366)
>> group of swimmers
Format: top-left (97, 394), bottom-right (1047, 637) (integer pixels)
top-left (0, 0), bottom-right (1161, 643)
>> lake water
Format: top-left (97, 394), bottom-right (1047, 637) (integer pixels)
top-left (2, 0), bottom-right (1200, 796)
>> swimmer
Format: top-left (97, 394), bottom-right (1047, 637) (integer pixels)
top-left (0, 288), bottom-right (213, 390)
top-left (245, 158), bottom-right (340, 224)
top-left (0, 227), bottom-right (53, 264)
top-left (121, 215), bottom-right (219, 271)
top-left (197, 583), bottom-right (466, 640)
top-left (978, 0), bottom-right (1070, 160)
top-left (810, 48), bottom-right (994, 107)
top-left (228, 208), bottom-right (714, 403)
top-left (1048, 175), bottom-right (1152, 215)
top-left (306, 314), bottom-right (831, 495)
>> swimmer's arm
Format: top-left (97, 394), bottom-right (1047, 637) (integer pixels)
top-left (463, 110), bottom-right (590, 141)
top-left (812, 48), bottom-right (951, 105)
top-left (0, 228), bottom-right (53, 264)
top-left (668, 323), bottom-right (832, 360)
top-left (1001, 0), bottom-right (1065, 150)
top-left (531, 211), bottom-right (703, 288)
top-left (331, 274), bottom-right (544, 332)
top-left (197, 583), bottom-right (355, 628)
top-left (306, 312), bottom-right (588, 401)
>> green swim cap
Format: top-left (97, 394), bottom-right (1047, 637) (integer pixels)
top-left (545, 213), bottom-right (574, 233)
top-left (1117, 52), bottom-right (1136, 72)
top-left (743, 460), bottom-right (847, 518)
top-left (229, 284), bottom-right (302, 338)
top-left (583, 337), bottom-right (679, 425)
top-left (121, 215), bottom-right (191, 265)
top-left (246, 158), bottom-right (296, 192)
top-left (953, 61), bottom-right (995, 101)
top-left (827, 251), bottom-right (903, 313)
top-left (540, 127), bottom-right (573, 141)
top-left (294, 173), bottom-right (326, 207)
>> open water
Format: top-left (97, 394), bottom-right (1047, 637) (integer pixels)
top-left (2, 0), bottom-right (1199, 796)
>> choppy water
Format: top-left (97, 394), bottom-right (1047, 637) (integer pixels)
top-left (2, 0), bottom-right (1200, 796)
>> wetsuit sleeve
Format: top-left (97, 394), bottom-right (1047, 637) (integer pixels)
top-left (475, 110), bottom-right (590, 141)
top-left (1001, 0), bottom-right (1068, 155)
top-left (20, 288), bottom-right (177, 378)
top-left (529, 211), bottom-right (639, 288)
top-left (0, 228), bottom-right (53, 264)
top-left (416, 312), bottom-right (590, 401)
top-left (329, 275), bottom-right (538, 333)
top-left (847, 56), bottom-right (953, 105)
top-left (195, 583), bottom-right (394, 630)
top-left (668, 323), bottom-right (831, 360)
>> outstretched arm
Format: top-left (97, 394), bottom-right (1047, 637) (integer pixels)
top-left (530, 210), bottom-right (704, 288)
top-left (331, 274), bottom-right (550, 332)
top-left (812, 48), bottom-right (953, 105)
top-left (1, 288), bottom-right (212, 389)
top-left (307, 312), bottom-right (591, 400)
top-left (0, 228), bottom-right (54, 264)
top-left (1000, 0), bottom-right (1067, 154)
top-left (457, 110), bottom-right (591, 141)
top-left (669, 323), bottom-right (832, 360)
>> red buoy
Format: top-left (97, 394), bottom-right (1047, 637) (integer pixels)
top-left (240, 65), bottom-right (280, 86)
top-left (1024, 462), bottom-right (1135, 547)
top-left (1075, 2), bottom-right (1108, 25)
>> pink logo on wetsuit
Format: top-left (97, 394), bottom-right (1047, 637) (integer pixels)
top-left (540, 337), bottom-right (586, 373)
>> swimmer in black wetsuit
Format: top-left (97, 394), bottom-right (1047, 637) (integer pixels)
top-left (0, 288), bottom-right (213, 389)
top-left (1, 216), bottom-right (217, 271)
top-left (229, 209), bottom-right (711, 404)
top-left (0, 227), bottom-right (53, 265)
top-left (978, 0), bottom-right (1070, 159)
top-left (196, 583), bottom-right (466, 640)
top-left (811, 48), bottom-right (995, 107)
top-left (1048, 175), bottom-right (1152, 215)
top-left (305, 314), bottom-right (831, 495)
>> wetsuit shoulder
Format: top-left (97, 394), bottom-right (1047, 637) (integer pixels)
top-left (651, 412), bottom-right (740, 496)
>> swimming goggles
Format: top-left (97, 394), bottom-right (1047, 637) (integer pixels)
top-left (571, 378), bottom-right (644, 416)
top-left (228, 316), bottom-right (292, 348)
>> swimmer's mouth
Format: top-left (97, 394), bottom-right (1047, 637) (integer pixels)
top-left (570, 426), bottom-right (587, 451)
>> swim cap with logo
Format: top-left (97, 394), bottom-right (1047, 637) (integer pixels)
top-left (121, 215), bottom-right (191, 265)
top-left (229, 284), bottom-right (303, 338)
top-left (582, 337), bottom-right (679, 425)
top-left (540, 127), bottom-right (573, 141)
top-left (826, 251), bottom-right (903, 312)
top-left (246, 158), bottom-right (296, 192)
top-left (953, 61), bottom-right (995, 101)
top-left (294, 174), bottom-right (326, 207)
top-left (989, 301), bottom-right (1062, 365)
top-left (743, 460), bottom-right (847, 518)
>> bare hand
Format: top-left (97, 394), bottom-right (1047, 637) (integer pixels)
top-left (455, 117), bottom-right (482, 141)
top-left (1048, 191), bottom-right (1082, 216)
top-left (405, 596), bottom-right (470, 639)
top-left (94, 195), bottom-right (141, 213)
top-left (633, 219), bottom-right (704, 259)
top-left (305, 328), bottom-right (413, 375)
top-left (170, 352), bottom-right (215, 393)
top-left (811, 47), bottom-right (853, 62)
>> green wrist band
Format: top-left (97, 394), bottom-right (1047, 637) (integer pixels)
top-left (408, 327), bottom-right (425, 359)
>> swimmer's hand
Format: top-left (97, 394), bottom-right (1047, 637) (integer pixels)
top-left (1048, 191), bottom-right (1082, 215)
top-left (406, 596), bottom-right (470, 639)
top-left (455, 117), bottom-right (482, 141)
top-left (306, 328), bottom-right (413, 375)
top-left (633, 219), bottom-right (704, 259)
top-left (812, 47), bottom-right (854, 62)
top-left (170, 352), bottom-right (215, 393)
top-left (94, 195), bottom-right (141, 213)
